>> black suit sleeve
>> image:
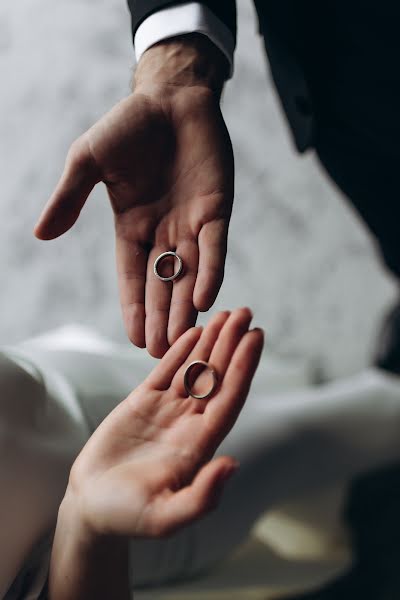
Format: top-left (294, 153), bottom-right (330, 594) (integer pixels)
top-left (127, 1), bottom-right (236, 44)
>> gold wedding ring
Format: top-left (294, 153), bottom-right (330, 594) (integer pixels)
top-left (153, 251), bottom-right (183, 282)
top-left (183, 360), bottom-right (219, 400)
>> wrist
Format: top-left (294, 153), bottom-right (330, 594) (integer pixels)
top-left (49, 491), bottom-right (130, 600)
top-left (56, 489), bottom-right (99, 548)
top-left (56, 485), bottom-right (122, 543)
top-left (134, 33), bottom-right (228, 96)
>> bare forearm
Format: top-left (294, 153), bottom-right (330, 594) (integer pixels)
top-left (48, 495), bottom-right (131, 600)
top-left (134, 33), bottom-right (229, 97)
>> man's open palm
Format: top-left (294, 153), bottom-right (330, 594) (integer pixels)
top-left (35, 86), bottom-right (234, 357)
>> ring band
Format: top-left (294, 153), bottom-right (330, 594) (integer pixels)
top-left (183, 360), bottom-right (218, 400)
top-left (153, 251), bottom-right (183, 282)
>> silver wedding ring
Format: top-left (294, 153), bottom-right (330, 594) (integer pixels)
top-left (183, 360), bottom-right (219, 400)
top-left (153, 251), bottom-right (183, 282)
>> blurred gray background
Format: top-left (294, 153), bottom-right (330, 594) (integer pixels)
top-left (1, 0), bottom-right (396, 378)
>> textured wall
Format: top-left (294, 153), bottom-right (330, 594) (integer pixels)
top-left (1, 1), bottom-right (396, 377)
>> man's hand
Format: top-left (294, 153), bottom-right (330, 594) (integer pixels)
top-left (48, 309), bottom-right (263, 600)
top-left (35, 35), bottom-right (234, 357)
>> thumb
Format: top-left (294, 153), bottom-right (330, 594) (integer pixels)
top-left (34, 137), bottom-right (101, 240)
top-left (149, 456), bottom-right (240, 537)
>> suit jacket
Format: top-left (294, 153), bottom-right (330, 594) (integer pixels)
top-left (127, 0), bottom-right (314, 151)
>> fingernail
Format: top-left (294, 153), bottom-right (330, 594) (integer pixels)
top-left (209, 463), bottom-right (240, 511)
top-left (221, 462), bottom-right (240, 482)
top-left (240, 306), bottom-right (253, 317)
top-left (252, 327), bottom-right (265, 336)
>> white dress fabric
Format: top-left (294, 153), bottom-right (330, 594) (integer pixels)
top-left (1, 326), bottom-right (400, 597)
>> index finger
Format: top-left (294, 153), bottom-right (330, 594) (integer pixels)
top-left (116, 235), bottom-right (148, 348)
top-left (205, 328), bottom-right (264, 439)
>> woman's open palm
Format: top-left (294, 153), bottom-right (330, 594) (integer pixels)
top-left (68, 308), bottom-right (263, 538)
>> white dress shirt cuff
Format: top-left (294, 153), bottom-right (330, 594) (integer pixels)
top-left (134, 2), bottom-right (235, 78)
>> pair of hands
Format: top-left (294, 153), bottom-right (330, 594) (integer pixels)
top-left (43, 36), bottom-right (262, 599)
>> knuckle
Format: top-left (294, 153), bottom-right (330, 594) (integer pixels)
top-left (67, 137), bottom-right (91, 169)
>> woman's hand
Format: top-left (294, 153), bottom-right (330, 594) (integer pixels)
top-left (65, 308), bottom-right (263, 538)
top-left (49, 308), bottom-right (263, 600)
